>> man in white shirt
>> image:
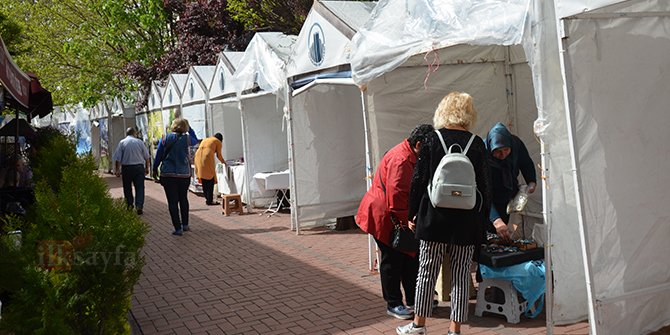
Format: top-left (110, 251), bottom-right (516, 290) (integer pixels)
top-left (113, 127), bottom-right (150, 215)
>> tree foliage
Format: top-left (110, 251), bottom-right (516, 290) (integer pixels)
top-left (0, 0), bottom-right (172, 107)
top-left (227, 0), bottom-right (312, 35)
top-left (0, 0), bottom-right (315, 111)
top-left (0, 11), bottom-right (28, 56)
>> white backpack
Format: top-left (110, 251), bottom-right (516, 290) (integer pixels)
top-left (427, 130), bottom-right (480, 210)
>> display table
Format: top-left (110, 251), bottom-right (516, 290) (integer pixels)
top-left (253, 170), bottom-right (289, 216)
top-left (216, 163), bottom-right (247, 201)
top-left (479, 247), bottom-right (544, 268)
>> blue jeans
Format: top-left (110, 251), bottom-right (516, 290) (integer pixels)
top-left (122, 164), bottom-right (146, 209)
top-left (161, 177), bottom-right (190, 230)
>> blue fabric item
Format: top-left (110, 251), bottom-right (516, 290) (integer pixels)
top-left (188, 127), bottom-right (200, 145)
top-left (290, 71), bottom-right (352, 89)
top-left (480, 260), bottom-right (545, 318)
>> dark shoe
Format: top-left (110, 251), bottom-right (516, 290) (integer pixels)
top-left (136, 208), bottom-right (143, 215)
top-left (206, 201), bottom-right (221, 206)
top-left (387, 305), bottom-right (414, 320)
top-left (172, 228), bottom-right (183, 236)
top-left (182, 225), bottom-right (190, 232)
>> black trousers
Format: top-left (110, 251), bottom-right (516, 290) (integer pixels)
top-left (161, 177), bottom-right (190, 230)
top-left (121, 164), bottom-right (145, 209)
top-left (375, 238), bottom-right (419, 308)
top-left (201, 178), bottom-right (215, 204)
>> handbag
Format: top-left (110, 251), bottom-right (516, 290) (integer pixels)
top-left (378, 172), bottom-right (419, 253)
top-left (390, 214), bottom-right (419, 253)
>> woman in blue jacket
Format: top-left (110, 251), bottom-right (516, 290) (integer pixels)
top-left (485, 122), bottom-right (537, 241)
top-left (153, 118), bottom-right (193, 236)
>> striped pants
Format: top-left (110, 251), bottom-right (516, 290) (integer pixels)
top-left (414, 240), bottom-right (475, 322)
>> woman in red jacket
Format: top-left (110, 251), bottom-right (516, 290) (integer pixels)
top-left (356, 124), bottom-right (434, 320)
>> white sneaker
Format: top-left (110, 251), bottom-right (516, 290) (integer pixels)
top-left (396, 322), bottom-right (427, 335)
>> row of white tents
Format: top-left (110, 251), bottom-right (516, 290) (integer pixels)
top-left (32, 0), bottom-right (669, 334)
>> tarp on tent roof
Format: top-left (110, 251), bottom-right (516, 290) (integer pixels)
top-left (233, 32), bottom-right (297, 95)
top-left (350, 0), bottom-right (529, 85)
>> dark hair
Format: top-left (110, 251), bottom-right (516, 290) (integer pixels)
top-left (126, 127), bottom-right (136, 136)
top-left (214, 133), bottom-right (223, 142)
top-left (408, 124), bottom-right (434, 147)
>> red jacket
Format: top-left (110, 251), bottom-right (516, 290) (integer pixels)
top-left (356, 139), bottom-right (416, 256)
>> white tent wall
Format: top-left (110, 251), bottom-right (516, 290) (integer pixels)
top-left (521, 0), bottom-right (589, 326)
top-left (285, 1), bottom-right (375, 230)
top-left (557, 1), bottom-right (670, 333)
top-left (210, 100), bottom-right (243, 161)
top-left (290, 84), bottom-right (367, 226)
top-left (239, 93), bottom-right (288, 207)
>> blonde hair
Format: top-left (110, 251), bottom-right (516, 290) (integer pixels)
top-left (433, 92), bottom-right (477, 130)
top-left (170, 118), bottom-right (190, 133)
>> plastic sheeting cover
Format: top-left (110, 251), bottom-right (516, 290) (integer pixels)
top-left (350, 0), bottom-right (530, 85)
top-left (233, 32), bottom-right (297, 95)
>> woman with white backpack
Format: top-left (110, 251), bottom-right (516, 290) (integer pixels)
top-left (397, 92), bottom-right (492, 335)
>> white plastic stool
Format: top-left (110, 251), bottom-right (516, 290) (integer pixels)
top-left (475, 278), bottom-right (527, 324)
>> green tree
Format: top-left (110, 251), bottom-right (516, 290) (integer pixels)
top-left (0, 0), bottom-right (173, 107)
top-left (227, 0), bottom-right (312, 35)
top-left (0, 11), bottom-right (28, 56)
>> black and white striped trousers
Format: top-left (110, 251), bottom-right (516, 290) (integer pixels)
top-left (414, 240), bottom-right (474, 322)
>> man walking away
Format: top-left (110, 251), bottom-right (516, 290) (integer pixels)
top-left (113, 127), bottom-right (151, 215)
top-left (194, 133), bottom-right (226, 205)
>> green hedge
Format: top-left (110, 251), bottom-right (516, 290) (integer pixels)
top-left (0, 128), bottom-right (148, 335)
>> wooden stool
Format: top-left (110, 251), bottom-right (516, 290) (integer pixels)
top-left (222, 194), bottom-right (244, 216)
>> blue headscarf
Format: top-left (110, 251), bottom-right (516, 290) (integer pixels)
top-left (486, 122), bottom-right (516, 193)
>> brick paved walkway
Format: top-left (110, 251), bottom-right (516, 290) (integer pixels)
top-left (104, 175), bottom-right (664, 335)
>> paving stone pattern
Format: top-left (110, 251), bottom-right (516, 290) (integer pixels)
top-left (104, 175), bottom-right (667, 335)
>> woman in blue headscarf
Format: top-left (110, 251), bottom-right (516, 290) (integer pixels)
top-left (486, 122), bottom-right (537, 241)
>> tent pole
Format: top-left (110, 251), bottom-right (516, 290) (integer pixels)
top-left (284, 85), bottom-right (299, 234)
top-left (557, 19), bottom-right (598, 335)
top-left (360, 88), bottom-right (377, 271)
top-left (238, 99), bottom-right (253, 214)
top-left (540, 139), bottom-right (554, 335)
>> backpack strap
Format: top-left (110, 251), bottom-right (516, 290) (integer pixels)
top-left (434, 129), bottom-right (449, 153)
top-left (463, 133), bottom-right (476, 154)
top-left (435, 130), bottom-right (476, 155)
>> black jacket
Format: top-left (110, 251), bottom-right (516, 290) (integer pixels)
top-left (408, 128), bottom-right (492, 246)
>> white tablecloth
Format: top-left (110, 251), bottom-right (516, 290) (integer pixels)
top-left (216, 163), bottom-right (247, 201)
top-left (253, 170), bottom-right (289, 192)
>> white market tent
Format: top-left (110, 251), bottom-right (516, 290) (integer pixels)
top-left (208, 51), bottom-right (244, 162)
top-left (233, 32), bottom-right (297, 208)
top-left (208, 51), bottom-right (248, 200)
top-left (110, 95), bottom-right (137, 131)
top-left (161, 73), bottom-right (188, 133)
top-left (284, 0), bottom-right (375, 232)
top-left (183, 65), bottom-right (215, 140)
top-left (350, 0), bottom-right (670, 334)
top-left (105, 99), bottom-right (126, 171)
